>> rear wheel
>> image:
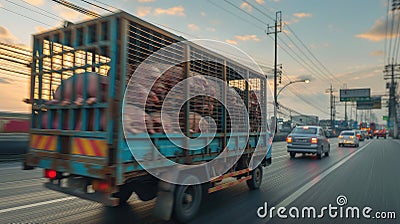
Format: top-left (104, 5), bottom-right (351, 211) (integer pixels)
top-left (289, 152), bottom-right (296, 158)
top-left (317, 147), bottom-right (323, 160)
top-left (324, 146), bottom-right (330, 157)
top-left (113, 183), bottom-right (133, 205)
top-left (246, 166), bottom-right (263, 190)
top-left (173, 180), bottom-right (203, 223)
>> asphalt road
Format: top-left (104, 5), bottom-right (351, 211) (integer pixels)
top-left (0, 138), bottom-right (399, 224)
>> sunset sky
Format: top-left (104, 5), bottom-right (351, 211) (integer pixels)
top-left (0, 0), bottom-right (392, 122)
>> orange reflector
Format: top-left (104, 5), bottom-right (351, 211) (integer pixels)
top-left (311, 137), bottom-right (318, 144)
top-left (349, 136), bottom-right (354, 139)
top-left (44, 169), bottom-right (57, 179)
top-left (286, 136), bottom-right (293, 143)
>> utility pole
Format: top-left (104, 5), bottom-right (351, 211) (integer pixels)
top-left (384, 63), bottom-right (399, 138)
top-left (267, 11), bottom-right (282, 109)
top-left (267, 11), bottom-right (282, 134)
top-left (326, 85), bottom-right (335, 130)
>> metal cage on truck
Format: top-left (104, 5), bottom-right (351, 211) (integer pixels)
top-left (24, 11), bottom-right (272, 222)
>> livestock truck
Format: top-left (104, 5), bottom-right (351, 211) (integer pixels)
top-left (23, 12), bottom-right (273, 222)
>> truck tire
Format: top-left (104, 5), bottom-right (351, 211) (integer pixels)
top-left (246, 166), bottom-right (263, 190)
top-left (113, 183), bottom-right (133, 205)
top-left (173, 177), bottom-right (203, 223)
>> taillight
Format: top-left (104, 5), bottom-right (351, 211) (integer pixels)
top-left (356, 134), bottom-right (361, 139)
top-left (338, 135), bottom-right (343, 139)
top-left (311, 137), bottom-right (318, 144)
top-left (286, 136), bottom-right (293, 143)
top-left (44, 169), bottom-right (57, 179)
top-left (93, 180), bottom-right (111, 192)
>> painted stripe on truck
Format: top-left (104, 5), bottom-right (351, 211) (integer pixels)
top-left (30, 134), bottom-right (57, 151)
top-left (71, 138), bottom-right (108, 157)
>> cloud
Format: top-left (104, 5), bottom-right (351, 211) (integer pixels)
top-left (137, 6), bottom-right (152, 17)
top-left (356, 17), bottom-right (389, 42)
top-left (138, 0), bottom-right (155, 2)
top-left (25, 0), bottom-right (44, 6)
top-left (293, 13), bottom-right (312, 18)
top-left (154, 6), bottom-right (185, 16)
top-left (256, 0), bottom-right (265, 4)
top-left (187, 23), bottom-right (200, 31)
top-left (209, 20), bottom-right (221, 25)
top-left (0, 77), bottom-right (11, 84)
top-left (226, 39), bottom-right (238, 45)
top-left (234, 34), bottom-right (260, 42)
top-left (369, 50), bottom-right (384, 56)
top-left (201, 12), bottom-right (206, 17)
top-left (240, 2), bottom-right (252, 12)
top-left (53, 5), bottom-right (81, 20)
top-left (206, 27), bottom-right (216, 32)
top-left (0, 26), bottom-right (17, 44)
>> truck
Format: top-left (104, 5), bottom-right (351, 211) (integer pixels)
top-left (23, 11), bottom-right (272, 222)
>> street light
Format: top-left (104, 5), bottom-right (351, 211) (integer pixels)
top-left (277, 79), bottom-right (310, 100)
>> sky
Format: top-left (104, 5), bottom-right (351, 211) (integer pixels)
top-left (0, 0), bottom-right (393, 123)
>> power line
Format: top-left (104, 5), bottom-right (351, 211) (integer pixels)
top-left (281, 32), bottom-right (332, 83)
top-left (80, 0), bottom-right (113, 13)
top-left (4, 0), bottom-right (62, 22)
top-left (20, 0), bottom-right (65, 20)
top-left (385, 0), bottom-right (390, 65)
top-left (206, 0), bottom-right (265, 30)
top-left (285, 25), bottom-right (343, 84)
top-left (90, 0), bottom-right (119, 11)
top-left (229, 1), bottom-right (340, 86)
top-left (222, 0), bottom-right (266, 25)
top-left (0, 6), bottom-right (53, 27)
top-left (50, 0), bottom-right (100, 18)
top-left (242, 0), bottom-right (275, 22)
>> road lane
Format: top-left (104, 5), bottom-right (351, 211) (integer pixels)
top-left (0, 138), bottom-right (382, 224)
top-left (267, 139), bottom-right (400, 224)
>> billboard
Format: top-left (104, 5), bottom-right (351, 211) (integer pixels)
top-left (356, 96), bottom-right (382, 110)
top-left (340, 88), bottom-right (370, 102)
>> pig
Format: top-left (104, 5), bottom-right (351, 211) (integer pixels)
top-left (50, 76), bottom-right (73, 106)
top-left (74, 73), bottom-right (108, 106)
top-left (125, 84), bottom-right (159, 109)
top-left (150, 112), bottom-right (179, 133)
top-left (123, 105), bottom-right (154, 134)
top-left (188, 112), bottom-right (210, 133)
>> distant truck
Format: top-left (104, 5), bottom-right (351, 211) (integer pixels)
top-left (23, 12), bottom-right (272, 222)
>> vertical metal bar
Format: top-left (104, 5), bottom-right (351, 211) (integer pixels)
top-left (184, 44), bottom-right (191, 161)
top-left (107, 16), bottom-right (118, 145)
top-left (118, 17), bottom-right (128, 143)
top-left (222, 60), bottom-right (227, 150)
top-left (31, 37), bottom-right (38, 128)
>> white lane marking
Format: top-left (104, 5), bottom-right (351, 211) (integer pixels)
top-left (0, 178), bottom-right (44, 185)
top-left (273, 154), bottom-right (288, 160)
top-left (0, 166), bottom-right (27, 171)
top-left (264, 140), bottom-right (373, 221)
top-left (0, 197), bottom-right (76, 214)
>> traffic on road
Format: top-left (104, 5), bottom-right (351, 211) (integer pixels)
top-left (1, 138), bottom-right (399, 223)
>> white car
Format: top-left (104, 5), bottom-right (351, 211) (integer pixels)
top-left (338, 130), bottom-right (359, 147)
